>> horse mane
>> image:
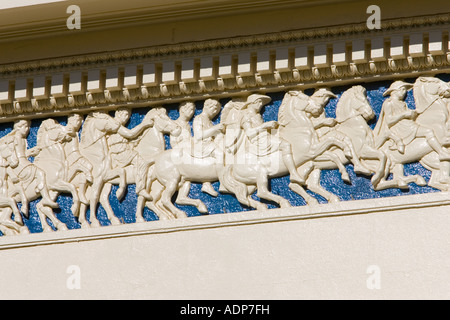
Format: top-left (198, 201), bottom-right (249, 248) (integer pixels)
top-left (413, 77), bottom-right (442, 113)
top-left (278, 91), bottom-right (299, 126)
top-left (221, 99), bottom-right (246, 125)
top-left (335, 85), bottom-right (366, 122)
top-left (36, 119), bottom-right (58, 148)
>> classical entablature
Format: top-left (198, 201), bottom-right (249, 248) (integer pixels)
top-left (0, 13), bottom-right (449, 120)
top-left (0, 0), bottom-right (449, 240)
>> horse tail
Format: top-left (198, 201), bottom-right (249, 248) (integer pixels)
top-left (221, 165), bottom-right (250, 207)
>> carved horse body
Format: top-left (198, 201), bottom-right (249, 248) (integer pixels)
top-left (149, 94), bottom-right (349, 217)
top-left (1, 130), bottom-right (68, 232)
top-left (373, 76), bottom-right (450, 191)
top-left (79, 112), bottom-right (127, 227)
top-left (33, 119), bottom-right (84, 219)
top-left (100, 107), bottom-right (182, 222)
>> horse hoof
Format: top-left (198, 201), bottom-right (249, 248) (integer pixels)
top-left (342, 173), bottom-right (351, 184)
top-left (80, 221), bottom-right (91, 229)
top-left (306, 197), bottom-right (319, 206)
top-left (116, 187), bottom-right (126, 201)
top-left (110, 217), bottom-right (122, 225)
top-left (201, 184), bottom-right (218, 197)
top-left (57, 224), bottom-right (68, 231)
top-left (198, 203), bottom-right (208, 214)
top-left (174, 211), bottom-right (188, 219)
top-left (135, 216), bottom-right (145, 223)
top-left (416, 176), bottom-right (427, 186)
top-left (90, 219), bottom-right (101, 228)
top-left (397, 179), bottom-right (409, 190)
top-left (256, 203), bottom-right (268, 210)
top-left (19, 227), bottom-right (30, 235)
top-left (280, 200), bottom-right (291, 208)
top-left (328, 196), bottom-right (340, 203)
top-left (43, 226), bottom-right (54, 233)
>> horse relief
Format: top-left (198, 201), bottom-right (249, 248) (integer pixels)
top-left (1, 75), bottom-right (449, 236)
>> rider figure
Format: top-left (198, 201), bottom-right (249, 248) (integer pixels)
top-left (12, 119), bottom-right (59, 210)
top-left (240, 94), bottom-right (305, 184)
top-left (192, 99), bottom-right (226, 189)
top-left (107, 108), bottom-right (154, 200)
top-left (375, 80), bottom-right (450, 160)
top-left (306, 88), bottom-right (371, 175)
top-left (170, 101), bottom-right (195, 149)
top-left (171, 101), bottom-right (218, 197)
top-left (63, 113), bottom-right (94, 204)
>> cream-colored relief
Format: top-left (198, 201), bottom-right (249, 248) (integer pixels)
top-left (0, 75), bottom-right (449, 236)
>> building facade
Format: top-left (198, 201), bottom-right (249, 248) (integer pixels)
top-left (0, 0), bottom-right (449, 299)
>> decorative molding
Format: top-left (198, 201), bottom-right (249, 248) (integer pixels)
top-left (0, 73), bottom-right (450, 237)
top-left (0, 13), bottom-right (449, 120)
top-left (1, 191), bottom-right (449, 249)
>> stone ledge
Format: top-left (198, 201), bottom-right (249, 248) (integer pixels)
top-left (1, 190), bottom-right (448, 250)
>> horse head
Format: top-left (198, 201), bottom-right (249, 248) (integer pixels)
top-left (146, 107), bottom-right (181, 137)
top-left (0, 136), bottom-right (18, 169)
top-left (278, 90), bottom-right (317, 127)
top-left (414, 77), bottom-right (450, 113)
top-left (336, 85), bottom-right (374, 123)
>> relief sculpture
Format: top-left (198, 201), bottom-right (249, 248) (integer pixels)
top-left (0, 75), bottom-right (449, 236)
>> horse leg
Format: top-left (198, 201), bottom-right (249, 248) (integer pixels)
top-left (437, 161), bottom-right (450, 184)
top-left (160, 179), bottom-right (188, 219)
top-left (175, 181), bottom-right (208, 213)
top-left (145, 181), bottom-right (175, 220)
top-left (428, 169), bottom-right (450, 191)
top-left (306, 169), bottom-right (340, 203)
top-left (246, 195), bottom-right (268, 210)
top-left (102, 167), bottom-right (127, 201)
top-left (318, 151), bottom-right (350, 183)
top-left (0, 197), bottom-right (22, 224)
top-left (289, 182), bottom-right (319, 205)
top-left (78, 203), bottom-right (90, 228)
top-left (49, 181), bottom-right (81, 219)
top-left (358, 146), bottom-right (388, 189)
top-left (36, 202), bottom-right (68, 232)
top-left (311, 138), bottom-right (347, 159)
top-left (392, 163), bottom-right (426, 187)
top-left (87, 178), bottom-right (103, 227)
top-left (0, 211), bottom-right (26, 235)
top-left (255, 172), bottom-right (291, 208)
top-left (99, 183), bottom-right (121, 225)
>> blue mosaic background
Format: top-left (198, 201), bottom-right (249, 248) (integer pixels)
top-left (1, 74), bottom-right (449, 235)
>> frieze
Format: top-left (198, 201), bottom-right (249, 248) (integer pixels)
top-left (0, 74), bottom-right (449, 236)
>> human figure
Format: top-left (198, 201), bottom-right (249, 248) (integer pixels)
top-left (107, 108), bottom-right (153, 200)
top-left (10, 120), bottom-right (58, 210)
top-left (307, 88), bottom-right (371, 175)
top-left (171, 101), bottom-right (218, 197)
top-left (0, 137), bottom-right (26, 220)
top-left (374, 80), bottom-right (450, 160)
top-left (240, 94), bottom-right (305, 184)
top-left (192, 99), bottom-right (226, 187)
top-left (63, 113), bottom-right (94, 204)
top-left (170, 101), bottom-right (195, 149)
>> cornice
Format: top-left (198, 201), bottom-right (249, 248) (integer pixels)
top-left (0, 0), bottom-right (359, 42)
top-left (1, 12), bottom-right (449, 75)
top-left (0, 13), bottom-right (449, 121)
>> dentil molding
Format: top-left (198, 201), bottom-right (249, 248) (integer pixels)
top-left (0, 13), bottom-right (449, 121)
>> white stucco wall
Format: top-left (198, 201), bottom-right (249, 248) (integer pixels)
top-left (1, 192), bottom-right (449, 300)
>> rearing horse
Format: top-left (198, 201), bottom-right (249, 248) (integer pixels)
top-left (79, 111), bottom-right (127, 227)
top-left (97, 107), bottom-right (182, 223)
